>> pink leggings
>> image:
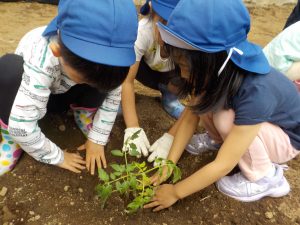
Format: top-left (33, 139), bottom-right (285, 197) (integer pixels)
top-left (201, 110), bottom-right (299, 182)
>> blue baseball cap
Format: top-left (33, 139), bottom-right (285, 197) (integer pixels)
top-left (43, 0), bottom-right (138, 67)
top-left (157, 0), bottom-right (270, 74)
top-left (140, 0), bottom-right (180, 21)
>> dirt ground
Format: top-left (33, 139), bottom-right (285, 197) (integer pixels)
top-left (0, 2), bottom-right (300, 225)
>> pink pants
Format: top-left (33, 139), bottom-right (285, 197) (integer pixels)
top-left (294, 80), bottom-right (300, 92)
top-left (201, 110), bottom-right (299, 182)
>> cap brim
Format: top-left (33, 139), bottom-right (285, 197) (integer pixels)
top-left (152, 1), bottom-right (173, 21)
top-left (157, 22), bottom-right (199, 50)
top-left (42, 17), bottom-right (58, 37)
top-left (157, 22), bottom-right (270, 74)
top-left (231, 40), bottom-right (270, 74)
top-left (61, 32), bottom-right (135, 67)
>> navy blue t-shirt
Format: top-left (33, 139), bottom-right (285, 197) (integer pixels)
top-left (232, 68), bottom-right (300, 150)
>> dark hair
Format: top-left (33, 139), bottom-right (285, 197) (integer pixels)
top-left (58, 37), bottom-right (129, 93)
top-left (165, 44), bottom-right (246, 114)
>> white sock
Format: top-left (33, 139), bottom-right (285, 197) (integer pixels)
top-left (265, 164), bottom-right (276, 178)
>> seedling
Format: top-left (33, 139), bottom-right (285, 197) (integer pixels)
top-left (96, 129), bottom-right (182, 213)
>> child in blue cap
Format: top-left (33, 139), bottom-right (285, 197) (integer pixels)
top-left (144, 0), bottom-right (300, 211)
top-left (121, 0), bottom-right (184, 158)
top-left (0, 0), bottom-right (138, 176)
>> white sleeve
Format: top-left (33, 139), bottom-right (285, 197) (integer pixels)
top-left (134, 19), bottom-right (152, 61)
top-left (8, 61), bottom-right (64, 165)
top-left (87, 86), bottom-right (121, 146)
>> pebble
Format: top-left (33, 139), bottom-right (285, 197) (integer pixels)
top-left (79, 176), bottom-right (83, 179)
top-left (265, 211), bottom-right (273, 219)
top-left (58, 124), bottom-right (66, 132)
top-left (28, 215), bottom-right (40, 222)
top-left (64, 186), bottom-right (70, 192)
top-left (78, 188), bottom-right (83, 193)
top-left (0, 186), bottom-right (8, 196)
top-left (29, 211), bottom-right (35, 215)
top-left (70, 202), bottom-right (75, 206)
top-left (162, 223), bottom-right (168, 225)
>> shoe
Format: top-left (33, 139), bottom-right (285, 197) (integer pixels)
top-left (158, 83), bottom-right (184, 119)
top-left (216, 164), bottom-right (290, 202)
top-left (185, 132), bottom-right (221, 155)
top-left (70, 104), bottom-right (97, 138)
top-left (0, 119), bottom-right (23, 176)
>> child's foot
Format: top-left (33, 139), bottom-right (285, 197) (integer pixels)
top-left (185, 132), bottom-right (221, 155)
top-left (216, 164), bottom-right (290, 202)
top-left (158, 83), bottom-right (184, 119)
top-left (70, 105), bottom-right (97, 137)
top-left (0, 120), bottom-right (23, 176)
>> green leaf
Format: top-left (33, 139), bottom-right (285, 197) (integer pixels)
top-left (129, 148), bottom-right (140, 157)
top-left (115, 181), bottom-right (122, 193)
top-left (110, 173), bottom-right (116, 180)
top-left (113, 171), bottom-right (122, 177)
top-left (126, 163), bottom-right (136, 173)
top-left (111, 150), bottom-right (124, 157)
top-left (172, 166), bottom-right (182, 183)
top-left (125, 195), bottom-right (143, 214)
top-left (96, 184), bottom-right (112, 209)
top-left (129, 143), bottom-right (137, 150)
top-left (129, 176), bottom-right (137, 189)
top-left (98, 169), bottom-right (109, 182)
top-left (130, 129), bottom-right (142, 140)
top-left (111, 163), bottom-right (124, 172)
top-left (139, 161), bottom-right (146, 168)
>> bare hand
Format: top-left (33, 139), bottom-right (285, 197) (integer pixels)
top-left (58, 150), bottom-right (86, 173)
top-left (144, 184), bottom-right (179, 212)
top-left (77, 139), bottom-right (107, 175)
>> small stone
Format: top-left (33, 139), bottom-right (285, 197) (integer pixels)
top-left (162, 223), bottom-right (168, 225)
top-left (64, 186), bottom-right (70, 192)
top-left (254, 211), bottom-right (260, 215)
top-left (109, 217), bottom-right (113, 222)
top-left (79, 176), bottom-right (83, 179)
top-left (35, 215), bottom-right (40, 220)
top-left (21, 218), bottom-right (24, 221)
top-left (265, 212), bottom-right (273, 219)
top-left (29, 211), bottom-right (35, 215)
top-left (3, 223), bottom-right (9, 225)
top-left (78, 188), bottom-right (83, 193)
top-left (58, 124), bottom-right (66, 132)
top-left (0, 186), bottom-right (8, 196)
top-left (70, 202), bottom-right (75, 206)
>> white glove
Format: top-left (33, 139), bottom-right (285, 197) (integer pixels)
top-left (123, 128), bottom-right (150, 157)
top-left (147, 133), bottom-right (174, 164)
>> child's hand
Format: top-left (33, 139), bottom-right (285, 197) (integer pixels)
top-left (58, 151), bottom-right (86, 173)
top-left (144, 184), bottom-right (179, 212)
top-left (77, 140), bottom-right (107, 175)
top-left (150, 165), bottom-right (173, 186)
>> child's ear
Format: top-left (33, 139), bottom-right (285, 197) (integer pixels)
top-left (49, 42), bottom-right (61, 57)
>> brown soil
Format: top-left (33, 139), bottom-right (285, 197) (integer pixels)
top-left (0, 2), bottom-right (300, 225)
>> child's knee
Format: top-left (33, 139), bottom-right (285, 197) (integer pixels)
top-left (213, 109), bottom-right (235, 139)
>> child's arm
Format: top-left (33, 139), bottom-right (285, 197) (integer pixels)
top-left (86, 86), bottom-right (122, 175)
top-left (145, 123), bottom-right (261, 211)
top-left (121, 61), bottom-right (151, 157)
top-left (8, 61), bottom-right (85, 173)
top-left (150, 108), bottom-right (199, 184)
top-left (122, 61), bottom-right (141, 128)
